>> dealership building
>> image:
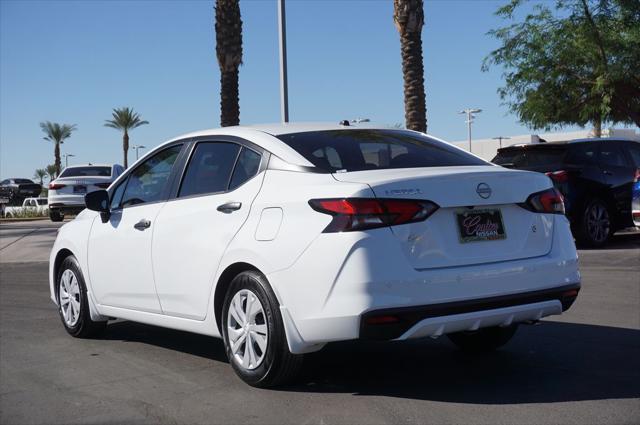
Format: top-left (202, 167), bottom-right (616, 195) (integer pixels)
top-left (450, 128), bottom-right (640, 161)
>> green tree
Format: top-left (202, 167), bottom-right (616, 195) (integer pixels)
top-left (39, 122), bottom-right (77, 176)
top-left (215, 0), bottom-right (243, 127)
top-left (33, 169), bottom-right (47, 186)
top-left (104, 107), bottom-right (149, 168)
top-left (45, 164), bottom-right (58, 181)
top-left (484, 0), bottom-right (640, 135)
top-left (394, 0), bottom-right (427, 133)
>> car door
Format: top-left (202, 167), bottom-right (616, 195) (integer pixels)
top-left (152, 141), bottom-right (266, 320)
top-left (599, 140), bottom-right (634, 220)
top-left (87, 144), bottom-right (183, 313)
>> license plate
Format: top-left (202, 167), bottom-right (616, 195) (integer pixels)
top-left (456, 208), bottom-right (506, 243)
top-left (73, 185), bottom-right (87, 194)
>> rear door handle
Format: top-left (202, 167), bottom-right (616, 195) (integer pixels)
top-left (134, 219), bottom-right (151, 230)
top-left (217, 202), bottom-right (242, 213)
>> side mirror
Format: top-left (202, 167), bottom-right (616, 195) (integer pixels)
top-left (85, 190), bottom-right (110, 222)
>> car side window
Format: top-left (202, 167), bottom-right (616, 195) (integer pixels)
top-left (626, 143), bottom-right (640, 167)
top-left (0, 180), bottom-right (7, 185)
top-left (120, 145), bottom-right (182, 208)
top-left (229, 147), bottom-right (262, 190)
top-left (110, 180), bottom-right (127, 210)
top-left (600, 142), bottom-right (629, 167)
top-left (179, 142), bottom-right (241, 197)
top-left (565, 143), bottom-right (598, 164)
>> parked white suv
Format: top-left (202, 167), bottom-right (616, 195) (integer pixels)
top-left (49, 123), bottom-right (580, 387)
top-left (48, 164), bottom-right (124, 221)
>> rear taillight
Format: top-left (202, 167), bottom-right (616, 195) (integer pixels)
top-left (308, 198), bottom-right (439, 232)
top-left (94, 182), bottom-right (111, 188)
top-left (523, 188), bottom-right (565, 215)
top-left (634, 169), bottom-right (640, 183)
top-left (48, 183), bottom-right (66, 190)
top-left (545, 170), bottom-right (569, 183)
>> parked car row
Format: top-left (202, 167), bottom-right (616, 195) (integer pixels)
top-left (492, 138), bottom-right (640, 247)
top-left (1, 197), bottom-right (49, 218)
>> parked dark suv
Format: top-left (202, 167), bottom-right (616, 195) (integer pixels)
top-left (492, 138), bottom-right (640, 247)
top-left (0, 178), bottom-right (43, 206)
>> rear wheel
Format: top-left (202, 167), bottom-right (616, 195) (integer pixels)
top-left (57, 256), bottom-right (107, 338)
top-left (448, 325), bottom-right (518, 353)
top-left (50, 210), bottom-right (64, 222)
top-left (576, 198), bottom-right (612, 248)
top-left (221, 271), bottom-right (303, 387)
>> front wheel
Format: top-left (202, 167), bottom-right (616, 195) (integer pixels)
top-left (576, 198), bottom-right (612, 248)
top-left (57, 256), bottom-right (107, 338)
top-left (447, 325), bottom-right (518, 353)
top-left (221, 271), bottom-right (303, 387)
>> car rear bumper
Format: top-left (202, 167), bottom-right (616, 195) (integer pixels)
top-left (360, 283), bottom-right (579, 340)
top-left (271, 214), bottom-right (580, 354)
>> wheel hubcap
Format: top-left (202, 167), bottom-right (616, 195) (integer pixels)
top-left (59, 269), bottom-right (80, 327)
top-left (226, 289), bottom-right (268, 370)
top-left (586, 203), bottom-right (610, 243)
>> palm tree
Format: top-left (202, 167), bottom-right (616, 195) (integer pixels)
top-left (215, 0), bottom-right (243, 127)
top-left (40, 122), bottom-right (77, 176)
top-left (45, 164), bottom-right (58, 181)
top-left (33, 169), bottom-right (47, 186)
top-left (104, 107), bottom-right (149, 168)
top-left (393, 0), bottom-right (427, 133)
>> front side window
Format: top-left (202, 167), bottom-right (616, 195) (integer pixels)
top-left (277, 130), bottom-right (486, 172)
top-left (120, 145), bottom-right (182, 207)
top-left (627, 143), bottom-right (640, 167)
top-left (600, 142), bottom-right (629, 167)
top-left (179, 142), bottom-right (241, 197)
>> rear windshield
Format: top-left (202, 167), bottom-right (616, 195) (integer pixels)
top-left (493, 147), bottom-right (566, 167)
top-left (276, 130), bottom-right (486, 172)
top-left (14, 179), bottom-right (34, 184)
top-left (59, 166), bottom-right (112, 178)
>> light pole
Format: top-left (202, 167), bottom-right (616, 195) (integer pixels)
top-left (492, 136), bottom-right (510, 149)
top-left (131, 145), bottom-right (146, 161)
top-left (459, 108), bottom-right (482, 152)
top-left (277, 0), bottom-right (289, 123)
top-left (63, 153), bottom-right (75, 168)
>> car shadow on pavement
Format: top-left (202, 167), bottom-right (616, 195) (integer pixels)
top-left (579, 231), bottom-right (640, 250)
top-left (101, 319), bottom-right (639, 404)
top-left (103, 320), bottom-right (229, 363)
top-left (284, 320), bottom-right (640, 403)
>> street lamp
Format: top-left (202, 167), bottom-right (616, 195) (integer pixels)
top-left (492, 136), bottom-right (511, 149)
top-left (63, 153), bottom-right (75, 168)
top-left (131, 145), bottom-right (146, 161)
top-left (459, 108), bottom-right (482, 153)
top-left (278, 0), bottom-right (289, 123)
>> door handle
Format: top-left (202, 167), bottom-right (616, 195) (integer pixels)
top-left (217, 202), bottom-right (242, 213)
top-left (134, 219), bottom-right (151, 230)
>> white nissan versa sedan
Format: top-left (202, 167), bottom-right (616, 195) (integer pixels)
top-left (49, 123), bottom-right (580, 387)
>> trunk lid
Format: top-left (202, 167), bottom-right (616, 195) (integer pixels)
top-left (333, 166), bottom-right (556, 269)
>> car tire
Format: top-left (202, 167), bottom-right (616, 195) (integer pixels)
top-left (575, 198), bottom-right (612, 248)
top-left (50, 210), bottom-right (64, 222)
top-left (447, 325), bottom-right (518, 353)
top-left (56, 256), bottom-right (107, 338)
top-left (221, 270), bottom-right (303, 388)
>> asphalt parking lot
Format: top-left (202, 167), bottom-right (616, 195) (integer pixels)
top-left (1, 220), bottom-right (639, 424)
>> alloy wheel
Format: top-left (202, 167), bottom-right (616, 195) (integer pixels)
top-left (59, 269), bottom-right (81, 327)
top-left (586, 202), bottom-right (610, 244)
top-left (226, 289), bottom-right (269, 370)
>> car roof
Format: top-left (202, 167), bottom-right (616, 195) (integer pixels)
top-left (498, 137), bottom-right (639, 151)
top-left (63, 164), bottom-right (115, 168)
top-left (159, 122), bottom-right (411, 168)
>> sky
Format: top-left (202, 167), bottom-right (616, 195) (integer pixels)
top-left (0, 0), bottom-right (614, 180)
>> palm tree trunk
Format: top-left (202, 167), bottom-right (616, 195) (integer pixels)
top-left (54, 142), bottom-right (61, 176)
top-left (123, 130), bottom-right (129, 168)
top-left (220, 70), bottom-right (240, 127)
top-left (593, 117), bottom-right (602, 137)
top-left (394, 0), bottom-right (427, 133)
